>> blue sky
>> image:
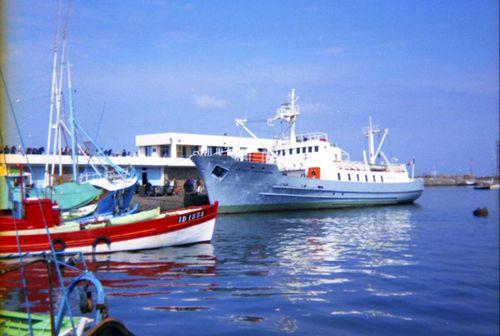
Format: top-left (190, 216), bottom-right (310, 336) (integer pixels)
top-left (3, 0), bottom-right (499, 175)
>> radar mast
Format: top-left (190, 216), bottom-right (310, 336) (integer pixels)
top-left (267, 89), bottom-right (300, 144)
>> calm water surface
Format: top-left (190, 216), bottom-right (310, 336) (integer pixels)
top-left (1, 187), bottom-right (499, 335)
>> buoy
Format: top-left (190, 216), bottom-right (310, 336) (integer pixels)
top-left (473, 207), bottom-right (488, 217)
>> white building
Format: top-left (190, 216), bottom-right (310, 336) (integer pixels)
top-left (3, 132), bottom-right (276, 187)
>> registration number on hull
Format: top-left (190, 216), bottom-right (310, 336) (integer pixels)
top-left (178, 211), bottom-right (205, 223)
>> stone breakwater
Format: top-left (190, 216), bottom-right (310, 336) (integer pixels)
top-left (422, 175), bottom-right (499, 186)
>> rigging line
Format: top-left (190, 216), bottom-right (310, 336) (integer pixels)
top-left (0, 71), bottom-right (34, 336)
top-left (0, 67), bottom-right (77, 333)
top-left (86, 101), bottom-right (106, 166)
top-left (94, 102), bottom-right (106, 144)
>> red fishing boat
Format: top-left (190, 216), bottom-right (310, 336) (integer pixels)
top-left (0, 199), bottom-right (218, 258)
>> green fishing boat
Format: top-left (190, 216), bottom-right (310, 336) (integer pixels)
top-left (0, 310), bottom-right (91, 336)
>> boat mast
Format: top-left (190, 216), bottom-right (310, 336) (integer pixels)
top-left (367, 117), bottom-right (377, 164)
top-left (267, 89), bottom-right (300, 144)
top-left (364, 117), bottom-right (390, 166)
top-left (67, 61), bottom-right (78, 181)
top-left (45, 0), bottom-right (62, 187)
top-left (49, 3), bottom-right (71, 183)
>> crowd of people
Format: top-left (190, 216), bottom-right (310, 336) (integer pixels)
top-left (140, 177), bottom-right (205, 198)
top-left (0, 144), bottom-right (136, 157)
top-left (183, 178), bottom-right (204, 195)
top-left (1, 145), bottom-right (45, 154)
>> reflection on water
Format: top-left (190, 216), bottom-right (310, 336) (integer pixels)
top-left (208, 204), bottom-right (420, 332)
top-left (1, 189), bottom-right (499, 336)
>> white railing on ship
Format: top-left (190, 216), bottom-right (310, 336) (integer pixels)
top-left (283, 132), bottom-right (328, 143)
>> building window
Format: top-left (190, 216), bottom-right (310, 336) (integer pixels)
top-left (145, 146), bottom-right (152, 157)
top-left (283, 150), bottom-right (286, 156)
top-left (365, 175), bottom-right (368, 182)
top-left (206, 146), bottom-right (214, 155)
top-left (308, 147), bottom-right (312, 153)
top-left (191, 145), bottom-right (200, 155)
top-left (296, 148), bottom-right (300, 154)
top-left (338, 173), bottom-right (341, 181)
top-left (160, 145), bottom-right (170, 157)
top-left (334, 154), bottom-right (338, 161)
top-left (348, 173), bottom-right (351, 181)
top-left (314, 146), bottom-right (319, 152)
top-left (289, 149), bottom-right (293, 155)
top-left (302, 147), bottom-right (306, 153)
top-left (372, 175), bottom-right (376, 182)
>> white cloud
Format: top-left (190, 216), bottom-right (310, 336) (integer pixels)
top-left (193, 94), bottom-right (227, 109)
top-left (300, 102), bottom-right (330, 115)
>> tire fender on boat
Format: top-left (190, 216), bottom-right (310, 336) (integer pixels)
top-left (92, 236), bottom-right (111, 252)
top-left (52, 238), bottom-right (66, 252)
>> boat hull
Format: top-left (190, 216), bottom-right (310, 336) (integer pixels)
top-left (192, 155), bottom-right (423, 213)
top-left (0, 203), bottom-right (218, 258)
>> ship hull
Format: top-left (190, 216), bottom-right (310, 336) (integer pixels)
top-left (192, 155), bottom-right (424, 214)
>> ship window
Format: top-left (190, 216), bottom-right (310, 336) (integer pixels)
top-left (365, 175), bottom-right (368, 182)
top-left (314, 146), bottom-right (319, 152)
top-left (338, 173), bottom-right (341, 181)
top-left (289, 149), bottom-right (293, 155)
top-left (372, 175), bottom-right (376, 182)
top-left (357, 174), bottom-right (360, 182)
top-left (302, 147), bottom-right (306, 153)
top-left (348, 173), bottom-right (351, 181)
top-left (308, 147), bottom-right (312, 153)
top-left (296, 148), bottom-right (300, 154)
top-left (381, 175), bottom-right (384, 182)
top-left (211, 165), bottom-right (229, 179)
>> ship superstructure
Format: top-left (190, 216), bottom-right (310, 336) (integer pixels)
top-left (192, 90), bottom-right (424, 213)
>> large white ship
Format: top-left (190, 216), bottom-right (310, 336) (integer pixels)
top-left (192, 90), bottom-right (424, 213)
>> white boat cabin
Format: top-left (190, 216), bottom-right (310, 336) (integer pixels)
top-left (232, 90), bottom-right (415, 184)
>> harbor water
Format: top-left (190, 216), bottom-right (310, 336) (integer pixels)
top-left (1, 187), bottom-right (499, 335)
